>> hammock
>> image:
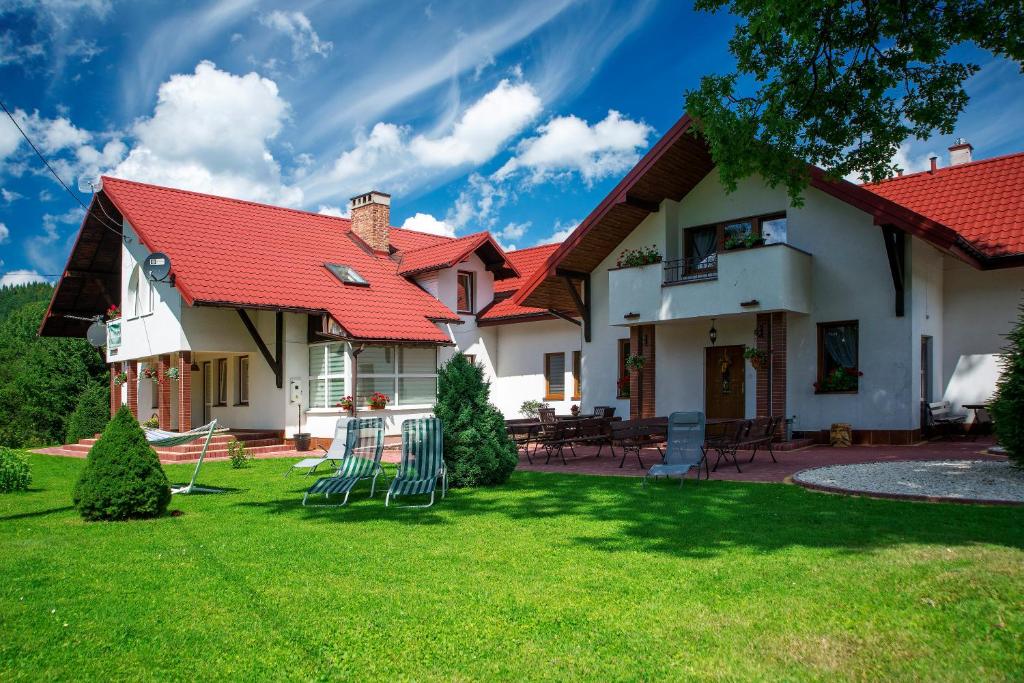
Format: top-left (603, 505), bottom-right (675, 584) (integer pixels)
top-left (145, 420), bottom-right (224, 494)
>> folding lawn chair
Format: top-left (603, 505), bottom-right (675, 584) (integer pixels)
top-left (302, 417), bottom-right (385, 507)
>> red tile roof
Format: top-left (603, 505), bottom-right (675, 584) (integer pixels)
top-left (478, 244), bottom-right (562, 321)
top-left (396, 231), bottom-right (519, 278)
top-left (863, 152), bottom-right (1024, 258)
top-left (100, 176), bottom-right (459, 343)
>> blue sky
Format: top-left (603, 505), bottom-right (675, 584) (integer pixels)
top-left (1, 0), bottom-right (1022, 286)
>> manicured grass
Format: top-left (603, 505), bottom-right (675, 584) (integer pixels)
top-left (2, 454), bottom-right (1022, 681)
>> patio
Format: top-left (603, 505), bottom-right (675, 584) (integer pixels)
top-left (516, 436), bottom-right (1005, 484)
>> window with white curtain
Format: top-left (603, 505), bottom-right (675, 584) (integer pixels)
top-left (356, 346), bottom-right (437, 406)
top-left (308, 343), bottom-right (347, 409)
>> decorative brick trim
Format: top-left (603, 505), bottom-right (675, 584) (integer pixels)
top-left (158, 354), bottom-right (172, 430)
top-left (755, 314), bottom-right (771, 417)
top-left (629, 325), bottom-right (656, 419)
top-left (126, 360), bottom-right (138, 419)
top-left (178, 352), bottom-right (192, 432)
top-left (793, 429), bottom-right (924, 445)
top-left (109, 362), bottom-right (122, 417)
top-left (770, 312), bottom-right (787, 419)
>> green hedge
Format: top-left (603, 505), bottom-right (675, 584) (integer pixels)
top-left (66, 382), bottom-right (110, 444)
top-left (992, 300), bottom-right (1024, 466)
top-left (0, 447), bottom-right (31, 493)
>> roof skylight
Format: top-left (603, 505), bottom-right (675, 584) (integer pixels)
top-left (325, 263), bottom-right (368, 286)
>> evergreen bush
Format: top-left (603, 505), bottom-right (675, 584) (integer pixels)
top-left (0, 447), bottom-right (31, 493)
top-left (66, 382), bottom-right (110, 444)
top-left (434, 353), bottom-right (518, 487)
top-left (73, 405), bottom-right (171, 520)
top-left (991, 300), bottom-right (1024, 466)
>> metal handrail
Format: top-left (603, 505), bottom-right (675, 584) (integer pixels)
top-left (663, 252), bottom-right (718, 285)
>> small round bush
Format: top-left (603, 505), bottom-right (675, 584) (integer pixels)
top-left (73, 405), bottom-right (171, 521)
top-left (434, 353), bottom-right (518, 487)
top-left (0, 447), bottom-right (32, 493)
top-left (66, 382), bottom-right (110, 444)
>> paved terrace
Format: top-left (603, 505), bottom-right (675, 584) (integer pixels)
top-left (517, 437), bottom-right (1005, 484)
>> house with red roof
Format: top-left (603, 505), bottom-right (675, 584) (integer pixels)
top-left (40, 181), bottom-right (581, 442)
top-left (513, 115), bottom-right (1023, 443)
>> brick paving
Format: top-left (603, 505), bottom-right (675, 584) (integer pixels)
top-left (517, 437), bottom-right (1004, 483)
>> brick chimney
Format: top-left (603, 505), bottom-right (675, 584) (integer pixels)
top-left (349, 191), bottom-right (391, 252)
top-left (948, 138), bottom-right (973, 166)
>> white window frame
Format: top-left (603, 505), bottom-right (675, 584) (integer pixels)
top-left (236, 356), bottom-right (249, 406)
top-left (307, 342), bottom-right (347, 410)
top-left (357, 345), bottom-right (438, 408)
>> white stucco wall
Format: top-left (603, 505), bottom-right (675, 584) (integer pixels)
top-left (941, 258), bottom-right (1023, 411)
top-left (490, 318), bottom-right (583, 418)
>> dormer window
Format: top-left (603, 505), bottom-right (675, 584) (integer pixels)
top-left (325, 263), bottom-right (368, 286)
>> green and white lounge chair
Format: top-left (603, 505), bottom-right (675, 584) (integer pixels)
top-left (287, 417), bottom-right (353, 476)
top-left (386, 417), bottom-right (447, 508)
top-left (144, 419), bottom-right (223, 494)
top-left (302, 417), bottom-right (385, 507)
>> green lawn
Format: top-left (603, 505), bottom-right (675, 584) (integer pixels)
top-left (1, 454), bottom-right (1022, 681)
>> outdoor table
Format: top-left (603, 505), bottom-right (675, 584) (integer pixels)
top-left (962, 403), bottom-right (992, 436)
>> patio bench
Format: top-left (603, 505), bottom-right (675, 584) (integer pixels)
top-left (506, 418), bottom-right (541, 464)
top-left (704, 419), bottom-right (750, 473)
top-left (611, 418), bottom-right (666, 469)
top-left (923, 401), bottom-right (966, 440)
top-left (740, 416), bottom-right (781, 464)
top-left (539, 419), bottom-right (579, 465)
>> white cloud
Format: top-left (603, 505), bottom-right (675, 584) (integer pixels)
top-left (303, 80), bottom-right (540, 206)
top-left (409, 79), bottom-right (541, 167)
top-left (495, 110), bottom-right (652, 185)
top-left (1, 189), bottom-right (22, 204)
top-left (113, 61), bottom-right (301, 206)
top-left (538, 218), bottom-right (578, 245)
top-left (498, 221), bottom-right (529, 241)
top-left (401, 212), bottom-right (455, 237)
top-left (845, 143), bottom-right (943, 183)
top-left (259, 10), bottom-right (333, 61)
top-left (0, 222), bottom-right (9, 243)
top-left (448, 173), bottom-right (508, 231)
top-left (0, 269), bottom-right (50, 287)
top-left (316, 204), bottom-right (348, 218)
top-left (25, 208), bottom-right (83, 274)
top-left (0, 107), bottom-right (92, 163)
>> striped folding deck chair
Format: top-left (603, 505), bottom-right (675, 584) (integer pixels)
top-left (386, 417), bottom-right (447, 508)
top-left (302, 417), bottom-right (384, 507)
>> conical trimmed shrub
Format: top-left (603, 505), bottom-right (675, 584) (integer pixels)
top-left (434, 353), bottom-right (518, 487)
top-left (73, 405), bottom-right (171, 520)
top-left (992, 300), bottom-right (1024, 466)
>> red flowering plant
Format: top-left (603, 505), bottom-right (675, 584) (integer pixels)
top-left (140, 365), bottom-right (159, 383)
top-left (113, 371), bottom-right (128, 386)
top-left (367, 392), bottom-right (390, 409)
top-left (106, 304), bottom-right (121, 320)
top-left (615, 244), bottom-right (662, 269)
top-left (814, 367), bottom-right (863, 393)
top-left (617, 376), bottom-right (630, 398)
top-left (335, 396), bottom-right (354, 410)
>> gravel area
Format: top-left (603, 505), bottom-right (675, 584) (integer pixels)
top-left (794, 459), bottom-right (1024, 504)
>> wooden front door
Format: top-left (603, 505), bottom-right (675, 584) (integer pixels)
top-left (705, 345), bottom-right (745, 419)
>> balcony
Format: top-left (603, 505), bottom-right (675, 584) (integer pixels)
top-left (608, 243), bottom-right (812, 324)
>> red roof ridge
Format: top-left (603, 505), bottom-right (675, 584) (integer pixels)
top-left (864, 150), bottom-right (1024, 186)
top-left (505, 242), bottom-right (561, 253)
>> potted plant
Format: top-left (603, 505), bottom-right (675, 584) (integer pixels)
top-left (625, 353), bottom-right (646, 416)
top-left (615, 245), bottom-right (663, 268)
top-left (293, 398), bottom-right (311, 451)
top-left (814, 367), bottom-right (863, 393)
top-left (744, 232), bottom-right (766, 248)
top-left (367, 392), bottom-right (390, 410)
top-left (616, 376), bottom-right (630, 398)
top-left (140, 365), bottom-right (159, 383)
top-left (743, 346), bottom-right (769, 371)
top-left (519, 399), bottom-right (549, 418)
top-left (106, 304), bottom-right (120, 320)
top-left (113, 371), bottom-right (128, 386)
top-left (166, 367), bottom-right (180, 381)
top-left (335, 395), bottom-right (354, 411)
top-left (570, 404), bottom-right (581, 417)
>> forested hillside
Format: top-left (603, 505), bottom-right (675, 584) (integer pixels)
top-left (0, 283), bottom-right (109, 447)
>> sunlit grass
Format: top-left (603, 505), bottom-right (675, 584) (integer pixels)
top-left (1, 454), bottom-right (1022, 681)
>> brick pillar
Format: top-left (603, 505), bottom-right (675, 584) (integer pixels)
top-left (110, 362), bottom-right (123, 417)
top-left (126, 360), bottom-right (139, 419)
top-left (158, 354), bottom-right (172, 430)
top-left (629, 325), bottom-right (656, 419)
top-left (770, 312), bottom-right (787, 421)
top-left (178, 352), bottom-right (192, 432)
top-left (755, 314), bottom-right (771, 417)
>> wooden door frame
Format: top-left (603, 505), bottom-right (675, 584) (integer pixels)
top-left (704, 345), bottom-right (746, 419)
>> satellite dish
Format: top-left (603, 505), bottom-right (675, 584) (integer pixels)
top-left (86, 320), bottom-right (107, 348)
top-left (78, 175), bottom-right (102, 194)
top-left (143, 252), bottom-right (171, 282)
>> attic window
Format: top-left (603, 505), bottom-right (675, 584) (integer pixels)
top-left (325, 263), bottom-right (368, 286)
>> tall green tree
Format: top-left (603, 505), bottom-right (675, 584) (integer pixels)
top-left (0, 286), bottom-right (107, 447)
top-left (434, 353), bottom-right (518, 487)
top-left (686, 0), bottom-right (1024, 202)
top-left (991, 300), bottom-right (1024, 466)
